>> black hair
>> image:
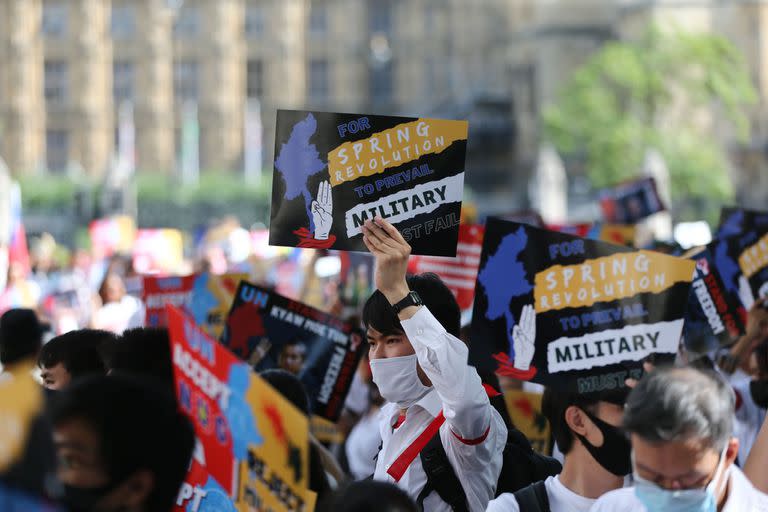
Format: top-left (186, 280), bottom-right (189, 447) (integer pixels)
top-left (0, 309), bottom-right (44, 365)
top-left (38, 329), bottom-right (116, 379)
top-left (109, 328), bottom-right (174, 392)
top-left (362, 273), bottom-right (460, 338)
top-left (542, 387), bottom-right (628, 454)
top-left (48, 374), bottom-right (194, 511)
top-left (319, 480), bottom-right (418, 512)
top-left (259, 369), bottom-right (310, 415)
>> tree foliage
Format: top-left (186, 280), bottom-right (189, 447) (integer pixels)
top-left (543, 25), bottom-right (757, 220)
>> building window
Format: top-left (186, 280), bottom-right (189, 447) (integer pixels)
top-left (424, 4), bottom-right (437, 32)
top-left (42, 1), bottom-right (67, 38)
top-left (111, 5), bottom-right (136, 38)
top-left (424, 57), bottom-right (436, 98)
top-left (309, 5), bottom-right (328, 35)
top-left (370, 60), bottom-right (393, 104)
top-left (369, 1), bottom-right (392, 35)
top-left (245, 6), bottom-right (265, 37)
top-left (174, 60), bottom-right (199, 101)
top-left (174, 7), bottom-right (200, 38)
top-left (308, 59), bottom-right (329, 102)
top-left (46, 130), bottom-right (69, 172)
top-left (113, 61), bottom-right (135, 104)
top-left (246, 60), bottom-right (264, 98)
top-left (44, 60), bottom-right (68, 104)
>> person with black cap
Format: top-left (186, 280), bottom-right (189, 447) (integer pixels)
top-left (486, 388), bottom-right (630, 512)
top-left (0, 308), bottom-right (45, 376)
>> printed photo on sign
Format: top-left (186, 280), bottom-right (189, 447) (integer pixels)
top-left (470, 219), bottom-right (694, 394)
top-left (682, 247), bottom-right (746, 354)
top-left (599, 177), bottom-right (665, 224)
top-left (167, 306), bottom-right (311, 512)
top-left (269, 110), bottom-right (468, 256)
top-left (222, 281), bottom-right (365, 421)
top-left (408, 224), bottom-right (484, 311)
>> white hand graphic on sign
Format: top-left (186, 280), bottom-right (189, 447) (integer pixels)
top-left (312, 180), bottom-right (333, 240)
top-left (513, 304), bottom-right (536, 371)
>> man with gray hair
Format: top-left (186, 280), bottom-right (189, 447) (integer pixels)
top-left (590, 366), bottom-right (768, 511)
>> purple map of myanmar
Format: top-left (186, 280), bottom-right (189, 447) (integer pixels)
top-left (274, 113), bottom-right (327, 232)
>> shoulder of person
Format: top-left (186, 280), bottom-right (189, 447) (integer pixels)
top-left (589, 487), bottom-right (644, 512)
top-left (485, 492), bottom-right (520, 512)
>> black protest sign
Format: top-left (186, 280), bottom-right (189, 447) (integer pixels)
top-left (270, 110), bottom-right (468, 256)
top-left (598, 177), bottom-right (665, 224)
top-left (708, 225), bottom-right (768, 313)
top-left (682, 247), bottom-right (745, 354)
top-left (470, 219), bottom-right (695, 394)
top-left (717, 207), bottom-right (768, 238)
top-left (221, 281), bottom-right (364, 421)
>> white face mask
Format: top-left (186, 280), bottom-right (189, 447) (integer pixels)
top-left (369, 354), bottom-right (432, 409)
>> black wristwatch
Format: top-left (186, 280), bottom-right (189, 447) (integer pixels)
top-left (391, 291), bottom-right (423, 314)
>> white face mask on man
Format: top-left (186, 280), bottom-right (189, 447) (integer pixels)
top-left (370, 354), bottom-right (432, 409)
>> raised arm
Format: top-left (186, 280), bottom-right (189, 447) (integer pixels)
top-left (362, 217), bottom-right (491, 440)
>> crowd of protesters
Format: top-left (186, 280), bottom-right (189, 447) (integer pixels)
top-left (0, 214), bottom-right (768, 512)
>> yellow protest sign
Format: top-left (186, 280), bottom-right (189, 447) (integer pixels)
top-left (0, 362), bottom-right (43, 472)
top-left (503, 390), bottom-right (551, 455)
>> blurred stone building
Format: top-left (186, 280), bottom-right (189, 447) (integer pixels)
top-left (0, 0), bottom-right (513, 191)
top-left (0, 0), bottom-right (766, 208)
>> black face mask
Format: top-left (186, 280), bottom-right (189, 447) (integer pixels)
top-left (751, 379), bottom-right (768, 409)
top-left (574, 408), bottom-right (632, 477)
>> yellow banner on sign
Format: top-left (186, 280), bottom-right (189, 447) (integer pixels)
top-left (237, 373), bottom-right (312, 512)
top-left (739, 232), bottom-right (768, 279)
top-left (327, 118), bottom-right (468, 186)
top-left (503, 390), bottom-right (551, 455)
top-left (534, 250), bottom-right (695, 313)
top-left (0, 361), bottom-right (43, 472)
top-left (599, 224), bottom-right (636, 246)
top-left (203, 273), bottom-right (247, 339)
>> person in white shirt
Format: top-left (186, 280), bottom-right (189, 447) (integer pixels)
top-left (487, 387), bottom-right (629, 512)
top-left (361, 217), bottom-right (507, 512)
top-left (590, 366), bottom-right (768, 512)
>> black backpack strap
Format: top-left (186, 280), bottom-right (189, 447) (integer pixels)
top-left (512, 481), bottom-right (550, 512)
top-left (417, 431), bottom-right (469, 512)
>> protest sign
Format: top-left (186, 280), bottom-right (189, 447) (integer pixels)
top-left (717, 207), bottom-right (768, 238)
top-left (0, 361), bottom-right (43, 474)
top-left (222, 281), bottom-right (365, 421)
top-left (270, 110), bottom-right (468, 256)
top-left (408, 224), bottom-right (484, 311)
top-left (547, 223), bottom-right (636, 247)
top-left (709, 226), bottom-right (768, 312)
top-left (188, 273), bottom-right (247, 338)
top-left (599, 177), bottom-right (665, 224)
top-left (682, 246), bottom-right (746, 354)
top-left (470, 219), bottom-right (695, 394)
top-left (144, 273), bottom-right (245, 332)
top-left (132, 228), bottom-right (184, 274)
top-left (88, 215), bottom-right (137, 257)
top-left (503, 390), bottom-right (551, 455)
top-left (168, 306), bottom-right (311, 512)
top-left (143, 275), bottom-right (197, 327)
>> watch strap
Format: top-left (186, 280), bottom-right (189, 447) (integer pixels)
top-left (392, 291), bottom-right (422, 315)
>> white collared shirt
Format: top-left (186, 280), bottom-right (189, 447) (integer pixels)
top-left (373, 307), bottom-right (508, 512)
top-left (589, 466), bottom-right (768, 512)
top-left (486, 475), bottom-right (597, 512)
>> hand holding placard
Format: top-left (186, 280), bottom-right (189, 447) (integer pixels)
top-left (513, 305), bottom-right (536, 371)
top-left (312, 181), bottom-right (333, 241)
top-left (362, 218), bottom-right (412, 309)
